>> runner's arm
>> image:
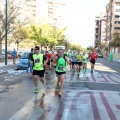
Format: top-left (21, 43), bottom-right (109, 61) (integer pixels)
top-left (52, 55), bottom-right (58, 66)
top-left (43, 55), bottom-right (47, 66)
top-left (31, 55), bottom-right (34, 64)
top-left (65, 56), bottom-right (69, 65)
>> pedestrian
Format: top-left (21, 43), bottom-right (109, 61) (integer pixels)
top-left (31, 46), bottom-right (47, 93)
top-left (12, 49), bottom-right (17, 64)
top-left (27, 48), bottom-right (34, 73)
top-left (53, 49), bottom-right (69, 97)
top-left (89, 49), bottom-right (98, 73)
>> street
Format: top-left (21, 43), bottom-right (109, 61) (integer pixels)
top-left (0, 58), bottom-right (120, 120)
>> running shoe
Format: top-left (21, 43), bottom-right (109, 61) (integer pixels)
top-left (34, 88), bottom-right (39, 93)
top-left (91, 70), bottom-right (93, 74)
top-left (41, 80), bottom-right (45, 85)
top-left (58, 92), bottom-right (62, 97)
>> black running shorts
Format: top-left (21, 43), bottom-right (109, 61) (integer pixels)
top-left (76, 62), bottom-right (82, 66)
top-left (72, 62), bottom-right (76, 65)
top-left (90, 60), bottom-right (96, 64)
top-left (47, 61), bottom-right (50, 65)
top-left (33, 70), bottom-right (45, 77)
top-left (56, 71), bottom-right (66, 76)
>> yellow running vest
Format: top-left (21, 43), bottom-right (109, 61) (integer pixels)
top-left (33, 54), bottom-right (44, 70)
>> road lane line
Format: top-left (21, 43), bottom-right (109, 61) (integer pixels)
top-left (100, 92), bottom-right (117, 120)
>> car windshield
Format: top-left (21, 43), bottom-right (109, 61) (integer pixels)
top-left (21, 53), bottom-right (29, 59)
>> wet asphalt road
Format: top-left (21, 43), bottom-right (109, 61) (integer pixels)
top-left (0, 58), bottom-right (120, 120)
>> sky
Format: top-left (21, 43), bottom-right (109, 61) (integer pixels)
top-left (66, 0), bottom-right (109, 48)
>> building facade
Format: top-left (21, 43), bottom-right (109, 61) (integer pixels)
top-left (94, 15), bottom-right (106, 48)
top-left (19, 0), bottom-right (37, 23)
top-left (106, 0), bottom-right (120, 53)
top-left (36, 0), bottom-right (67, 28)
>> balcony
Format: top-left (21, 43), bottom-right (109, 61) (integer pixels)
top-left (95, 40), bottom-right (99, 43)
top-left (114, 0), bottom-right (120, 2)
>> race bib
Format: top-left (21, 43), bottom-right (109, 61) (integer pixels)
top-left (35, 58), bottom-right (40, 63)
top-left (58, 66), bottom-right (63, 71)
top-left (35, 58), bottom-right (40, 68)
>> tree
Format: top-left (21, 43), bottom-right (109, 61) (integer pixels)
top-left (70, 44), bottom-right (83, 51)
top-left (12, 26), bottom-right (27, 50)
top-left (0, 0), bottom-right (20, 59)
top-left (110, 32), bottom-right (120, 47)
top-left (27, 24), bottom-right (66, 50)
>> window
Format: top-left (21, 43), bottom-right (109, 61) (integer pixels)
top-left (115, 15), bottom-right (120, 18)
top-left (116, 3), bottom-right (120, 6)
top-left (115, 21), bottom-right (120, 24)
top-left (96, 35), bottom-right (98, 39)
top-left (115, 27), bottom-right (120, 30)
top-left (115, 9), bottom-right (120, 12)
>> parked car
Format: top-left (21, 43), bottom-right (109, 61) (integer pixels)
top-left (17, 51), bottom-right (24, 58)
top-left (98, 53), bottom-right (103, 58)
top-left (7, 51), bottom-right (13, 59)
top-left (0, 51), bottom-right (5, 60)
top-left (17, 52), bottom-right (29, 70)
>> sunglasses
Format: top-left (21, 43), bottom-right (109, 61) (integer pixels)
top-left (35, 49), bottom-right (39, 50)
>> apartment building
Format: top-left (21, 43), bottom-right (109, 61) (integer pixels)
top-left (47, 1), bottom-right (67, 27)
top-left (94, 15), bottom-right (106, 48)
top-left (19, 0), bottom-right (37, 23)
top-left (106, 0), bottom-right (120, 42)
top-left (36, 0), bottom-right (67, 28)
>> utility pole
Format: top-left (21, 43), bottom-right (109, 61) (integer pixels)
top-left (5, 0), bottom-right (8, 65)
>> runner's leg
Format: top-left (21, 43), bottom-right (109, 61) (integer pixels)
top-left (39, 70), bottom-right (45, 84)
top-left (58, 74), bottom-right (65, 97)
top-left (34, 75), bottom-right (38, 88)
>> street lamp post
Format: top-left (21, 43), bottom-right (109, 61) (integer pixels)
top-left (5, 0), bottom-right (8, 65)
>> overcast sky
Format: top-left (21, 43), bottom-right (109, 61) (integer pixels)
top-left (66, 0), bottom-right (109, 48)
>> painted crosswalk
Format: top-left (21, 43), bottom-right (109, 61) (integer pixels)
top-left (8, 71), bottom-right (120, 120)
top-left (66, 71), bottom-right (120, 84)
top-left (38, 90), bottom-right (120, 120)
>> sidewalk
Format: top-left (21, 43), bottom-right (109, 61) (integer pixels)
top-left (0, 60), bottom-right (18, 75)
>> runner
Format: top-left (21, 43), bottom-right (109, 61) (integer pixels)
top-left (76, 51), bottom-right (83, 76)
top-left (71, 50), bottom-right (76, 72)
top-left (31, 46), bottom-right (47, 93)
top-left (89, 49), bottom-right (98, 73)
top-left (51, 51), bottom-right (55, 70)
top-left (53, 49), bottom-right (69, 97)
top-left (82, 51), bottom-right (88, 73)
top-left (68, 50), bottom-right (72, 71)
top-left (45, 51), bottom-right (51, 74)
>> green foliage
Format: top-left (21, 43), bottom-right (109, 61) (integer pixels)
top-left (105, 46), bottom-right (108, 51)
top-left (27, 23), bottom-right (66, 49)
top-left (110, 32), bottom-right (120, 47)
top-left (87, 46), bottom-right (94, 50)
top-left (70, 44), bottom-right (85, 51)
top-left (12, 26), bottom-right (27, 50)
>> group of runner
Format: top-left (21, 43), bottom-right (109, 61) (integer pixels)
top-left (29, 46), bottom-right (98, 97)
